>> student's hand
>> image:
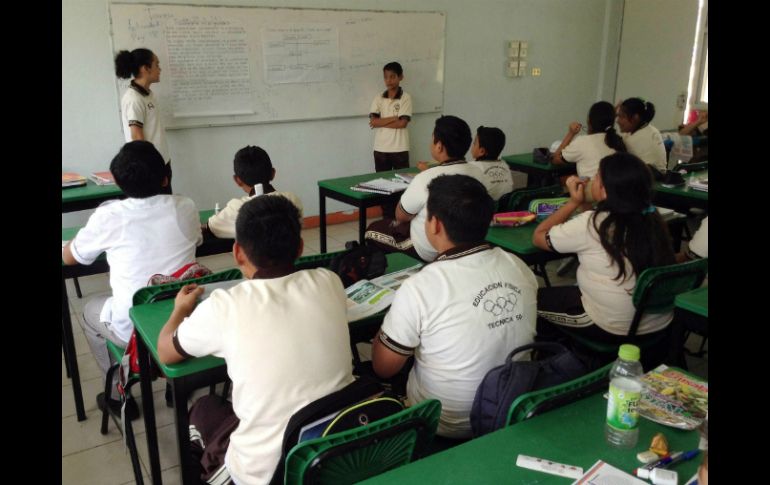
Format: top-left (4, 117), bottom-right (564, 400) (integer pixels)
top-left (569, 122), bottom-right (582, 134)
top-left (369, 117), bottom-right (380, 128)
top-left (697, 111), bottom-right (708, 125)
top-left (565, 175), bottom-right (586, 204)
top-left (417, 161), bottom-right (430, 171)
top-left (174, 283), bottom-right (204, 316)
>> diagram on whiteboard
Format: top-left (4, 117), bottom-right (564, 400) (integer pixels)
top-left (262, 24), bottom-right (339, 84)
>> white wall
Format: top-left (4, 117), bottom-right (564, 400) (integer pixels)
top-left (615, 0), bottom-right (699, 131)
top-left (63, 0), bottom-right (622, 226)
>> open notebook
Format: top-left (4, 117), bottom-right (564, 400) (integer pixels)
top-left (350, 177), bottom-right (409, 194)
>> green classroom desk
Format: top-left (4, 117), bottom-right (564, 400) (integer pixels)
top-left (62, 180), bottom-right (124, 213)
top-left (653, 169), bottom-right (708, 212)
top-left (672, 287), bottom-right (708, 366)
top-left (61, 209), bottom-right (230, 422)
top-left (485, 224), bottom-right (570, 287)
top-left (502, 152), bottom-right (576, 187)
top-left (361, 390), bottom-right (701, 484)
top-left (131, 252), bottom-right (421, 485)
top-left (317, 167), bottom-right (419, 253)
top-left (675, 287), bottom-right (708, 318)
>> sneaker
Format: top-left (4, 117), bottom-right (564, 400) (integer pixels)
top-left (97, 392), bottom-right (139, 421)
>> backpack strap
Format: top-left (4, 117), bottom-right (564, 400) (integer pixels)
top-left (507, 342), bottom-right (569, 362)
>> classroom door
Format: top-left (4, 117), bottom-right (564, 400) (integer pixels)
top-left (615, 0), bottom-right (700, 131)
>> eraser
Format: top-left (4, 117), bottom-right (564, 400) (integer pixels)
top-left (637, 450), bottom-right (659, 464)
top-left (650, 467), bottom-right (678, 485)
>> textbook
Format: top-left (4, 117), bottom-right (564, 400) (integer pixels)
top-left (394, 172), bottom-right (416, 184)
top-left (62, 172), bottom-right (87, 188)
top-left (638, 364), bottom-right (708, 430)
top-left (572, 460), bottom-right (646, 484)
top-left (89, 171), bottom-right (116, 186)
top-left (346, 280), bottom-right (395, 322)
top-left (350, 177), bottom-right (409, 194)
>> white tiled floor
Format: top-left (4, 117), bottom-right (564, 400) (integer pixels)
top-left (62, 219), bottom-right (708, 484)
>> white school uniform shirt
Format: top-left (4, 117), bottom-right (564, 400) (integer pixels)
top-left (207, 191), bottom-right (304, 239)
top-left (621, 124), bottom-right (667, 171)
top-left (469, 159), bottom-right (514, 201)
top-left (174, 269), bottom-right (355, 484)
top-left (121, 83), bottom-right (170, 164)
top-left (369, 88), bottom-right (412, 153)
top-left (379, 245), bottom-right (538, 438)
top-left (560, 133), bottom-right (616, 179)
top-left (399, 161), bottom-right (491, 262)
top-left (547, 211), bottom-right (672, 335)
top-left (68, 195), bottom-right (202, 342)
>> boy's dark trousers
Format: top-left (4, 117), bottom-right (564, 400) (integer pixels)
top-left (373, 151), bottom-right (409, 218)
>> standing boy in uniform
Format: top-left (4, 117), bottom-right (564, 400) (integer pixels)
top-left (369, 61), bottom-right (413, 217)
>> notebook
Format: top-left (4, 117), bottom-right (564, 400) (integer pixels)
top-left (572, 460), bottom-right (647, 484)
top-left (351, 177), bottom-right (409, 194)
top-left (89, 171), bottom-right (116, 186)
top-left (62, 172), bottom-right (87, 188)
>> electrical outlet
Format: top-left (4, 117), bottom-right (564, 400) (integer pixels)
top-left (532, 67), bottom-right (541, 76)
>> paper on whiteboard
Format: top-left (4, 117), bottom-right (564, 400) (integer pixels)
top-left (262, 24), bottom-right (339, 84)
top-left (165, 16), bottom-right (253, 117)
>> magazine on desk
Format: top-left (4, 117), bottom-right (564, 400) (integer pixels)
top-left (638, 364), bottom-right (708, 430)
top-left (345, 263), bottom-right (422, 321)
top-left (62, 172), bottom-right (87, 188)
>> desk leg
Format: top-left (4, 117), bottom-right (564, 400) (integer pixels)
top-left (171, 378), bottom-right (197, 485)
top-left (358, 203), bottom-right (368, 245)
top-left (62, 327), bottom-right (71, 378)
top-left (320, 188), bottom-right (327, 253)
top-left (62, 277), bottom-right (86, 421)
top-left (137, 337), bottom-right (163, 485)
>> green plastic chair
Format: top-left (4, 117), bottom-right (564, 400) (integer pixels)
top-left (506, 363), bottom-right (612, 426)
top-left (284, 399), bottom-right (442, 485)
top-left (561, 258), bottom-right (709, 368)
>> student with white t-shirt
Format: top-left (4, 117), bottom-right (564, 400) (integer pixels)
top-left (616, 97), bottom-right (667, 171)
top-left (469, 125), bottom-right (514, 201)
top-left (62, 141), bottom-right (202, 418)
top-left (552, 101), bottom-right (626, 179)
top-left (204, 145), bottom-right (303, 239)
top-left (372, 174), bottom-right (538, 440)
top-left (532, 152), bottom-right (675, 346)
top-left (365, 115), bottom-right (491, 262)
top-left (115, 48), bottom-right (173, 193)
top-left (157, 195), bottom-right (354, 485)
top-left (677, 216), bottom-right (708, 262)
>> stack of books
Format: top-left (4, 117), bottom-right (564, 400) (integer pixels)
top-left (62, 172), bottom-right (87, 188)
top-left (350, 177), bottom-right (409, 195)
top-left (89, 171), bottom-right (116, 186)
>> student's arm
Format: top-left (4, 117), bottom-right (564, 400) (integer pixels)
top-left (62, 242), bottom-right (78, 265)
top-left (552, 122), bottom-right (581, 164)
top-left (679, 111), bottom-right (708, 136)
top-left (395, 202), bottom-right (415, 223)
top-left (157, 284), bottom-right (204, 364)
top-left (533, 175), bottom-right (584, 251)
top-left (372, 329), bottom-right (410, 378)
top-left (129, 124), bottom-right (145, 141)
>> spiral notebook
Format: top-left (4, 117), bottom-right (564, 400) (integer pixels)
top-left (350, 177), bottom-right (409, 194)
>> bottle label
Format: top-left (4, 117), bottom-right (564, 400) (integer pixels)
top-left (606, 382), bottom-right (640, 431)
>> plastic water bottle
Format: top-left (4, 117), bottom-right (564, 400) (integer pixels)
top-left (605, 344), bottom-right (644, 448)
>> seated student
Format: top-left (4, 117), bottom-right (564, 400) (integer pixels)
top-left (532, 152), bottom-right (675, 345)
top-left (679, 104), bottom-right (708, 137)
top-left (616, 98), bottom-right (667, 171)
top-left (676, 216), bottom-right (708, 262)
top-left (552, 101), bottom-right (626, 179)
top-left (372, 174), bottom-right (538, 439)
top-left (62, 141), bottom-right (202, 416)
top-left (157, 195), bottom-right (354, 485)
top-left (365, 115), bottom-right (490, 262)
top-left (469, 126), bottom-right (514, 201)
top-left (204, 145), bottom-right (303, 239)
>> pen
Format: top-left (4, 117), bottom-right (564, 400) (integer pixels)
top-left (662, 449), bottom-right (700, 469)
top-left (636, 452), bottom-right (681, 479)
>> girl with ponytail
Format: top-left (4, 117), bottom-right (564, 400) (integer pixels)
top-left (553, 101), bottom-right (625, 178)
top-left (533, 152), bottom-right (675, 345)
top-left (616, 97), bottom-right (667, 171)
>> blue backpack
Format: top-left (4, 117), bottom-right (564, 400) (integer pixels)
top-left (469, 342), bottom-right (588, 437)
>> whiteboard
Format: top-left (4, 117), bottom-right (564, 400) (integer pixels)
top-left (109, 3), bottom-right (445, 129)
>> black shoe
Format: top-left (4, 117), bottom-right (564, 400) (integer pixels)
top-left (97, 392), bottom-right (139, 421)
top-left (165, 382), bottom-right (174, 408)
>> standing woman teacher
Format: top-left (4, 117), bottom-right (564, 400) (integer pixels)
top-left (115, 48), bottom-right (173, 193)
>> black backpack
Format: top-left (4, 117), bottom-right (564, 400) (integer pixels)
top-left (329, 241), bottom-right (387, 288)
top-left (469, 342), bottom-right (588, 437)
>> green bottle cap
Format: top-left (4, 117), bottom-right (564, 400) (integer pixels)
top-left (618, 344), bottom-right (640, 361)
